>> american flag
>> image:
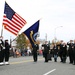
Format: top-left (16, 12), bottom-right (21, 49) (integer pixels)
top-left (3, 2), bottom-right (27, 35)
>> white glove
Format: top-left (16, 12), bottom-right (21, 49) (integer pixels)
top-left (3, 47), bottom-right (5, 49)
top-left (9, 48), bottom-right (11, 50)
top-left (0, 40), bottom-right (2, 43)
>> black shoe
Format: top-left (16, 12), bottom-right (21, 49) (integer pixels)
top-left (54, 60), bottom-right (57, 62)
top-left (73, 63), bottom-right (75, 65)
top-left (60, 61), bottom-right (63, 62)
top-left (45, 60), bottom-right (48, 62)
top-left (69, 62), bottom-right (72, 64)
top-left (45, 61), bottom-right (48, 63)
top-left (34, 60), bottom-right (37, 62)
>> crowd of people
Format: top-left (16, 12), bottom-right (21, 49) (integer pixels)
top-left (31, 39), bottom-right (75, 65)
top-left (41, 40), bottom-right (75, 65)
top-left (0, 35), bottom-right (75, 66)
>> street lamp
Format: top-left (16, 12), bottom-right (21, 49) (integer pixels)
top-left (54, 26), bottom-right (63, 43)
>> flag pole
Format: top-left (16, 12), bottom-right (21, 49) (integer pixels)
top-left (11, 32), bottom-right (19, 43)
top-left (1, 25), bottom-right (3, 37)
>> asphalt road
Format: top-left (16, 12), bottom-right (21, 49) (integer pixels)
top-left (0, 56), bottom-right (75, 75)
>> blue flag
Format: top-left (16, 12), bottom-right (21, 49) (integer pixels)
top-left (23, 20), bottom-right (39, 47)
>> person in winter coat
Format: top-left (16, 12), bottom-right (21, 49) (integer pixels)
top-left (72, 40), bottom-right (75, 65)
top-left (67, 40), bottom-right (73, 64)
top-left (53, 43), bottom-right (58, 62)
top-left (4, 40), bottom-right (11, 65)
top-left (42, 41), bottom-right (50, 62)
top-left (0, 36), bottom-right (5, 66)
top-left (62, 43), bottom-right (67, 63)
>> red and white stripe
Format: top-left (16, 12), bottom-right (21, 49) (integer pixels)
top-left (3, 13), bottom-right (27, 35)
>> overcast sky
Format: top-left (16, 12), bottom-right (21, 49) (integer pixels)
top-left (0, 0), bottom-right (75, 42)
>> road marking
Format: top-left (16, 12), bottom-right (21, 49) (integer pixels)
top-left (10, 60), bottom-right (33, 64)
top-left (43, 69), bottom-right (56, 75)
top-left (10, 58), bottom-right (44, 65)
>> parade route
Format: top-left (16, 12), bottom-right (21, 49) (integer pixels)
top-left (43, 69), bottom-right (56, 75)
top-left (0, 56), bottom-right (75, 75)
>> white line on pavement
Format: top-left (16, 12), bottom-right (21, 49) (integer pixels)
top-left (43, 69), bottom-right (56, 75)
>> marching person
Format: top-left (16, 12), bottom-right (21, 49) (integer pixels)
top-left (53, 43), bottom-right (58, 62)
top-left (42, 41), bottom-right (50, 62)
top-left (4, 39), bottom-right (11, 65)
top-left (0, 36), bottom-right (5, 66)
top-left (62, 43), bottom-right (67, 63)
top-left (32, 43), bottom-right (39, 62)
top-left (42, 43), bottom-right (45, 58)
top-left (67, 40), bottom-right (73, 64)
top-left (72, 40), bottom-right (75, 65)
top-left (58, 40), bottom-right (63, 62)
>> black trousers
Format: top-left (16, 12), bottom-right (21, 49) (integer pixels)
top-left (69, 55), bottom-right (73, 63)
top-left (73, 56), bottom-right (75, 64)
top-left (62, 56), bottom-right (66, 63)
top-left (44, 53), bottom-right (48, 62)
top-left (0, 50), bottom-right (9, 62)
top-left (33, 53), bottom-right (37, 62)
top-left (4, 50), bottom-right (9, 62)
top-left (0, 50), bottom-right (3, 62)
top-left (60, 55), bottom-right (63, 62)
